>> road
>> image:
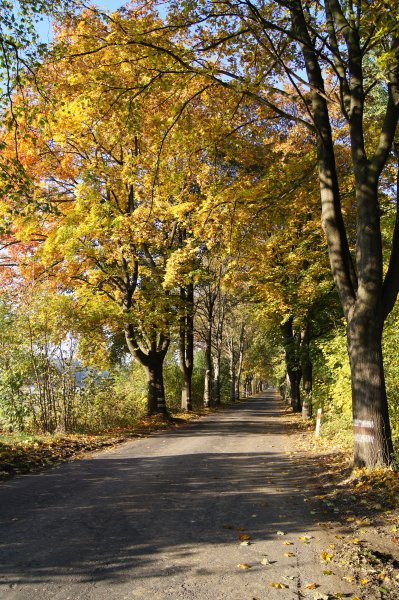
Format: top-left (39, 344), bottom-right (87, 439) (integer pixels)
top-left (0, 392), bottom-right (353, 600)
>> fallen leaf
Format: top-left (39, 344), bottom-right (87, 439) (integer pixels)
top-left (283, 540), bottom-right (293, 545)
top-left (283, 552), bottom-right (295, 557)
top-left (320, 551), bottom-right (333, 562)
top-left (240, 541), bottom-right (250, 546)
top-left (237, 563), bottom-right (251, 569)
top-left (276, 530), bottom-right (285, 536)
top-left (261, 557), bottom-right (270, 565)
top-left (343, 576), bottom-right (355, 583)
top-left (269, 582), bottom-right (288, 589)
top-left (305, 583), bottom-right (319, 589)
top-left (360, 578), bottom-right (369, 585)
top-left (313, 593), bottom-right (329, 600)
top-left (322, 570), bottom-right (333, 575)
top-left (378, 586), bottom-right (389, 594)
top-left (239, 534), bottom-right (251, 541)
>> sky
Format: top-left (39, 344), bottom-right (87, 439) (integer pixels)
top-left (35, 0), bottom-right (131, 42)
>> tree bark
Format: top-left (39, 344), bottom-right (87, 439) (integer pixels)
top-left (235, 319), bottom-right (246, 401)
top-left (124, 323), bottom-right (169, 416)
top-left (147, 357), bottom-right (167, 416)
top-left (213, 353), bottom-right (221, 406)
top-left (213, 297), bottom-right (225, 405)
top-left (289, 1), bottom-right (399, 465)
top-left (181, 369), bottom-right (193, 413)
top-left (203, 325), bottom-right (212, 407)
top-left (281, 317), bottom-right (302, 412)
top-left (347, 308), bottom-right (393, 467)
top-left (179, 284), bottom-right (194, 412)
top-left (300, 321), bottom-right (313, 418)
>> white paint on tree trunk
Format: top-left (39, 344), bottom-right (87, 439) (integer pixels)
top-left (353, 419), bottom-right (374, 429)
top-left (354, 433), bottom-right (374, 444)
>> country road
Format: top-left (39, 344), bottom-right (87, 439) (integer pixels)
top-left (0, 392), bottom-right (355, 600)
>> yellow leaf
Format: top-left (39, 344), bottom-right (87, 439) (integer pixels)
top-left (320, 551), bottom-right (333, 562)
top-left (343, 576), bottom-right (355, 583)
top-left (237, 563), bottom-right (251, 569)
top-left (239, 534), bottom-right (251, 541)
top-left (360, 578), bottom-right (369, 585)
top-left (304, 583), bottom-right (318, 589)
top-left (283, 541), bottom-right (293, 545)
top-left (299, 535), bottom-right (312, 543)
top-left (283, 552), bottom-right (295, 557)
top-left (269, 582), bottom-right (289, 589)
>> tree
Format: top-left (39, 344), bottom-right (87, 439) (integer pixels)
top-left (165, 0), bottom-right (399, 466)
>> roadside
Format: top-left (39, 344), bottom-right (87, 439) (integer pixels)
top-left (278, 399), bottom-right (399, 600)
top-left (0, 410), bottom-right (205, 479)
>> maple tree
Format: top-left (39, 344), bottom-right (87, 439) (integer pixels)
top-left (1, 6), bottom-right (265, 417)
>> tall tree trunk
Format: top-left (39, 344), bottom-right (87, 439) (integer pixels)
top-left (147, 357), bottom-right (167, 416)
top-left (124, 323), bottom-right (169, 416)
top-left (347, 308), bottom-right (393, 467)
top-left (179, 284), bottom-right (194, 412)
top-left (228, 339), bottom-right (236, 402)
top-left (203, 325), bottom-right (212, 407)
top-left (181, 370), bottom-right (193, 413)
top-left (213, 353), bottom-right (221, 406)
top-left (281, 317), bottom-right (302, 412)
top-left (289, 3), bottom-right (399, 465)
top-left (235, 319), bottom-right (246, 401)
top-left (213, 297), bottom-right (225, 405)
top-left (300, 321), bottom-right (313, 418)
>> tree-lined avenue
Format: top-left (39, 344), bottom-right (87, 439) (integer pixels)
top-left (0, 393), bottom-right (357, 600)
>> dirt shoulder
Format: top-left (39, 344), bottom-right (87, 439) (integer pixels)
top-left (278, 399), bottom-right (399, 600)
top-left (0, 410), bottom-right (205, 479)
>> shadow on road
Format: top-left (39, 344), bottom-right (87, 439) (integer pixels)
top-left (0, 395), bottom-right (337, 587)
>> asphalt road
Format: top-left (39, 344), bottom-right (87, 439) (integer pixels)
top-left (0, 392), bottom-right (353, 600)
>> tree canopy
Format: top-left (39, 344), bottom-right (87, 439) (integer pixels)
top-left (1, 0), bottom-right (399, 469)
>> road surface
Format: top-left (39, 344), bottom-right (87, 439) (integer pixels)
top-left (0, 392), bottom-right (352, 599)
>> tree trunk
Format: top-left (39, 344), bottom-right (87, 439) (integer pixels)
top-left (235, 319), bottom-right (245, 401)
top-left (203, 329), bottom-right (212, 408)
top-left (213, 353), bottom-right (221, 405)
top-left (301, 322), bottom-right (313, 418)
top-left (289, 4), bottom-right (399, 465)
top-left (288, 370), bottom-right (301, 412)
top-left (181, 370), bottom-right (192, 413)
top-left (347, 310), bottom-right (393, 467)
top-left (124, 323), bottom-right (169, 417)
top-left (228, 343), bottom-right (236, 402)
top-left (147, 358), bottom-right (167, 416)
top-left (281, 317), bottom-right (302, 412)
top-left (179, 284), bottom-right (194, 412)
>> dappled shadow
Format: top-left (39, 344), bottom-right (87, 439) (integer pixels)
top-left (0, 393), bottom-right (340, 591)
